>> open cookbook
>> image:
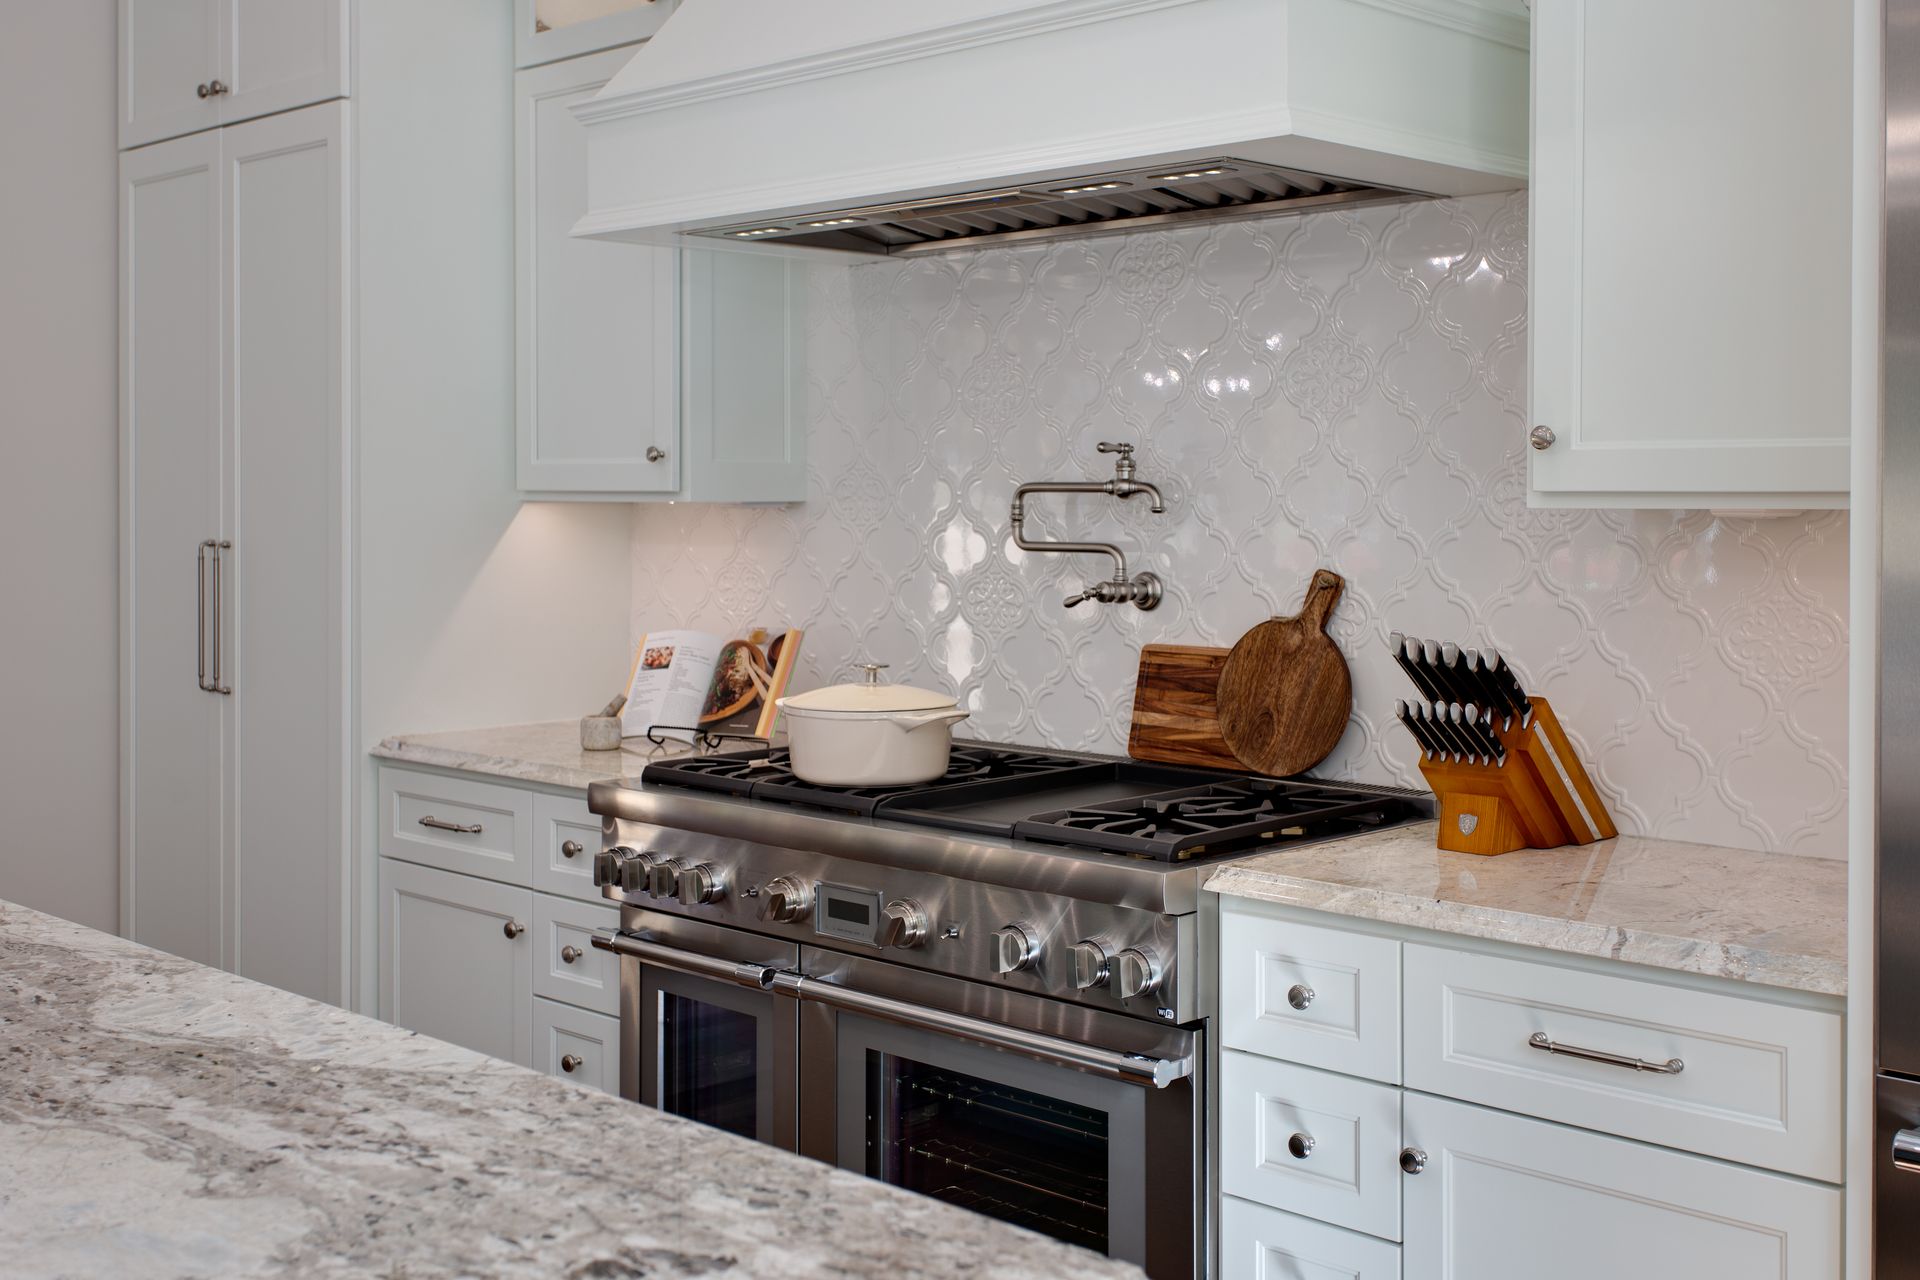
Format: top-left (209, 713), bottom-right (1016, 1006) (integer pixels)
top-left (620, 625), bottom-right (803, 744)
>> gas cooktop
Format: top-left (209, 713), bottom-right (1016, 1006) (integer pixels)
top-left (641, 742), bottom-right (1419, 863)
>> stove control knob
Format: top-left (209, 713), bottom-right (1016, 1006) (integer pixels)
top-left (878, 899), bottom-right (929, 950)
top-left (592, 848), bottom-right (620, 888)
top-left (992, 924), bottom-right (1040, 975)
top-left (599, 846), bottom-right (654, 892)
top-left (645, 858), bottom-right (683, 900)
top-left (674, 863), bottom-right (725, 906)
top-left (758, 876), bottom-right (813, 924)
top-left (1069, 941), bottom-right (1111, 990)
top-left (1111, 947), bottom-right (1163, 1001)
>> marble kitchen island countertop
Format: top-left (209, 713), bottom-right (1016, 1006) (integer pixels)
top-left (1206, 822), bottom-right (1847, 996)
top-left (0, 899), bottom-right (1141, 1280)
top-left (371, 719), bottom-right (687, 791)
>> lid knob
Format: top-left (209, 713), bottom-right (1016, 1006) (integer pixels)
top-left (856, 662), bottom-right (889, 685)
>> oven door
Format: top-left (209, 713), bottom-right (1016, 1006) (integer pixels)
top-left (593, 909), bottom-right (799, 1149)
top-left (786, 947), bottom-right (1200, 1279)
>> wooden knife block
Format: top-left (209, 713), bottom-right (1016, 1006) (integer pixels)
top-left (1416, 697), bottom-right (1616, 855)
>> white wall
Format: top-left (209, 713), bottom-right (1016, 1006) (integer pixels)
top-left (0, 2), bottom-right (119, 931)
top-left (353, 0), bottom-right (634, 1008)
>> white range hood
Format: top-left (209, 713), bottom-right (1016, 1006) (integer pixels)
top-left (572, 0), bottom-right (1529, 256)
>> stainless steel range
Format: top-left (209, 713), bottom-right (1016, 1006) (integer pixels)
top-left (587, 742), bottom-right (1427, 1279)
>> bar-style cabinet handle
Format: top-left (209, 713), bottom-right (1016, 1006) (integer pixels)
top-left (209, 539), bottom-right (232, 695)
top-left (1528, 1032), bottom-right (1683, 1075)
top-left (418, 815), bottom-right (483, 835)
top-left (197, 540), bottom-right (215, 691)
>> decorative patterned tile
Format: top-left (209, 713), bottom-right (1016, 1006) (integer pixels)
top-left (631, 193), bottom-right (1849, 858)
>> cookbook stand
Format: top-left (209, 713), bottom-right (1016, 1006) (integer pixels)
top-left (1415, 697), bottom-right (1616, 855)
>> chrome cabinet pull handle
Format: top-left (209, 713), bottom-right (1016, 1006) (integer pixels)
top-left (561, 945), bottom-right (582, 964)
top-left (210, 539), bottom-right (232, 695)
top-left (561, 1054), bottom-right (582, 1073)
top-left (197, 540), bottom-right (214, 691)
top-left (1288, 1133), bottom-right (1315, 1159)
top-left (1528, 1032), bottom-right (1683, 1075)
top-left (561, 840), bottom-right (583, 859)
top-left (1400, 1147), bottom-right (1428, 1174)
top-left (1894, 1128), bottom-right (1920, 1173)
top-left (418, 815), bottom-right (483, 834)
top-left (1287, 983), bottom-right (1315, 1010)
top-left (503, 920), bottom-right (526, 940)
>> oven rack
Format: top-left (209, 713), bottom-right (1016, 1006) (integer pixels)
top-left (932, 1183), bottom-right (1108, 1253)
top-left (902, 1075), bottom-right (1110, 1142)
top-left (898, 1135), bottom-right (1108, 1213)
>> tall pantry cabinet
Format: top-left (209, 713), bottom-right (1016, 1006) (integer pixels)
top-left (119, 1), bottom-right (350, 1003)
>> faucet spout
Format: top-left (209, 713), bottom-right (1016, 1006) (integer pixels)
top-left (1007, 442), bottom-right (1169, 611)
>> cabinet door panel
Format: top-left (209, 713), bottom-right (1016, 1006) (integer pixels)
top-left (1221, 905), bottom-right (1401, 1084)
top-left (217, 0), bottom-right (349, 128)
top-left (681, 251), bottom-right (808, 502)
top-left (121, 131), bottom-right (224, 965)
top-left (532, 893), bottom-right (620, 1016)
top-left (516, 46), bottom-right (678, 494)
top-left (380, 860), bottom-right (534, 1066)
top-left (1402, 1095), bottom-right (1841, 1280)
top-left (1528, 0), bottom-right (1850, 507)
top-left (119, 0), bottom-right (221, 148)
top-left (533, 997), bottom-right (621, 1094)
top-left (1221, 1196), bottom-right (1401, 1280)
top-left (224, 102), bottom-right (349, 1002)
top-left (532, 791), bottom-right (606, 901)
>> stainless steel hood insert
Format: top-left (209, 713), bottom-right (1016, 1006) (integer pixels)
top-left (694, 158), bottom-right (1416, 256)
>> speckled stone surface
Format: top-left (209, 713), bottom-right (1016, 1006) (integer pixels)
top-left (371, 720), bottom-right (691, 791)
top-left (1205, 822), bottom-right (1846, 997)
top-left (0, 900), bottom-right (1142, 1280)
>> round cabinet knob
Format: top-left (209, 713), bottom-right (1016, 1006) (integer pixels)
top-left (1287, 983), bottom-right (1315, 1011)
top-left (561, 1054), bottom-right (583, 1074)
top-left (503, 920), bottom-right (526, 940)
top-left (561, 840), bottom-right (583, 859)
top-left (560, 945), bottom-right (582, 964)
top-left (1288, 1133), bottom-right (1316, 1160)
top-left (758, 875), bottom-right (813, 924)
top-left (878, 899), bottom-right (929, 949)
top-left (1529, 424), bottom-right (1556, 451)
top-left (645, 445), bottom-right (667, 463)
top-left (1070, 941), bottom-right (1111, 990)
top-left (645, 859), bottom-right (682, 900)
top-left (1400, 1147), bottom-right (1429, 1175)
top-left (991, 924), bottom-right (1040, 975)
top-left (1110, 947), bottom-right (1162, 1001)
top-left (674, 863), bottom-right (725, 906)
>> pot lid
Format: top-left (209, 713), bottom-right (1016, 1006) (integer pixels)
top-left (780, 663), bottom-right (957, 713)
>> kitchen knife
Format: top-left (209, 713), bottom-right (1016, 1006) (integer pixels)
top-left (1431, 699), bottom-right (1474, 762)
top-left (1484, 648), bottom-right (1534, 726)
top-left (1440, 643), bottom-right (1479, 712)
top-left (1463, 702), bottom-right (1507, 764)
top-left (1425, 640), bottom-right (1472, 707)
top-left (1395, 699), bottom-right (1434, 759)
top-left (1415, 701), bottom-right (1454, 761)
top-left (1418, 638), bottom-right (1463, 705)
top-left (1389, 631), bottom-right (1445, 702)
top-left (1449, 702), bottom-right (1491, 766)
top-left (1463, 648), bottom-right (1516, 727)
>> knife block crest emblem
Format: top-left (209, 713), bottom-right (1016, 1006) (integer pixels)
top-left (1388, 634), bottom-right (1616, 857)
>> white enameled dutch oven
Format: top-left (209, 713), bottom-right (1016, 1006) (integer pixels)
top-left (775, 663), bottom-right (970, 786)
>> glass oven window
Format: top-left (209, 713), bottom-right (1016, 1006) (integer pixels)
top-left (866, 1051), bottom-right (1110, 1254)
top-left (660, 992), bottom-right (758, 1139)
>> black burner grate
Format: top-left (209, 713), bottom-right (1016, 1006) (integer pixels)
top-left (641, 745), bottom-right (1091, 816)
top-left (1012, 778), bottom-right (1415, 861)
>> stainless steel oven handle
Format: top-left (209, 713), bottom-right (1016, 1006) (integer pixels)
top-left (768, 971), bottom-right (1194, 1089)
top-left (591, 930), bottom-right (780, 991)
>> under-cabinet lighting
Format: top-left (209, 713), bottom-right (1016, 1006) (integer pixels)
top-left (730, 226), bottom-right (789, 238)
top-left (1052, 181), bottom-right (1127, 195)
top-left (1149, 168), bottom-right (1229, 182)
top-left (802, 217), bottom-right (863, 228)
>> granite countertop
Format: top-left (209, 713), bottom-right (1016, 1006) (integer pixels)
top-left (371, 719), bottom-right (687, 791)
top-left (1205, 821), bottom-right (1846, 996)
top-left (0, 899), bottom-right (1141, 1280)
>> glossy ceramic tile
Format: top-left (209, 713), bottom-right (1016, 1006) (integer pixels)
top-left (631, 193), bottom-right (1848, 857)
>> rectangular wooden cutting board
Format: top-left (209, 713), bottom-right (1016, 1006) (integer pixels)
top-left (1126, 643), bottom-right (1243, 771)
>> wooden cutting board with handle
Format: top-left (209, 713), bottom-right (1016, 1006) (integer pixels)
top-left (1216, 568), bottom-right (1353, 776)
top-left (1127, 644), bottom-right (1241, 770)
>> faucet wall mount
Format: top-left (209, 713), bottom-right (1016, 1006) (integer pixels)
top-left (1010, 442), bottom-right (1167, 611)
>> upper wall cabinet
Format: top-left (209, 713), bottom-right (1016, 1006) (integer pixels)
top-left (119, 0), bottom-right (350, 151)
top-left (1526, 0), bottom-right (1851, 510)
top-left (514, 46), bottom-right (806, 503)
top-left (514, 0), bottom-right (680, 69)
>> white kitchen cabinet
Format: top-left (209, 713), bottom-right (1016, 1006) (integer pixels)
top-left (119, 0), bottom-right (350, 150)
top-left (1401, 1094), bottom-right (1842, 1280)
top-left (514, 0), bottom-right (678, 69)
top-left (1526, 0), bottom-right (1851, 509)
top-left (532, 791), bottom-right (605, 902)
top-left (533, 997), bottom-right (622, 1094)
top-left (380, 859), bottom-right (535, 1067)
top-left (379, 767), bottom-right (536, 885)
top-left (1221, 1196), bottom-right (1402, 1280)
top-left (514, 47), bottom-right (807, 502)
top-left (120, 102), bottom-right (351, 1005)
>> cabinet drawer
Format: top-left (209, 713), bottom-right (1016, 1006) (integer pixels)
top-left (1403, 1094), bottom-right (1841, 1280)
top-left (533, 997), bottom-right (620, 1096)
top-left (1404, 944), bottom-right (1842, 1181)
top-left (531, 791), bottom-right (604, 902)
top-left (1222, 1052), bottom-right (1404, 1242)
top-left (532, 893), bottom-right (620, 1017)
top-left (1222, 906), bottom-right (1401, 1083)
top-left (1222, 1196), bottom-right (1401, 1280)
top-left (379, 767), bottom-right (533, 885)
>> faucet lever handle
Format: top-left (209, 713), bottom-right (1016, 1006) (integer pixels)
top-left (1063, 590), bottom-right (1093, 608)
top-left (1096, 441), bottom-right (1134, 458)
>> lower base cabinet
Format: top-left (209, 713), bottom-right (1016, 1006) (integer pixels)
top-left (1222, 1196), bottom-right (1402, 1280)
top-left (534, 997), bottom-right (620, 1095)
top-left (380, 858), bottom-right (533, 1066)
top-left (1401, 1094), bottom-right (1842, 1280)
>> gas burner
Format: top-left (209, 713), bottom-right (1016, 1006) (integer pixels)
top-left (1013, 779), bottom-right (1414, 861)
top-left (642, 743), bottom-right (1093, 816)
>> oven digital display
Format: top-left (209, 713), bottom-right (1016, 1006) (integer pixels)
top-left (815, 884), bottom-right (882, 944)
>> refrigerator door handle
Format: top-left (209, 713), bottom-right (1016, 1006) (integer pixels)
top-left (1894, 1127), bottom-right (1920, 1173)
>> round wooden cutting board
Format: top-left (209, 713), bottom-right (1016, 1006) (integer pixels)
top-left (1215, 569), bottom-right (1353, 777)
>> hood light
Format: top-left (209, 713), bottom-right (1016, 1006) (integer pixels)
top-left (1150, 167), bottom-right (1229, 182)
top-left (802, 217), bottom-right (863, 228)
top-left (730, 226), bottom-right (789, 238)
top-left (1052, 181), bottom-right (1127, 195)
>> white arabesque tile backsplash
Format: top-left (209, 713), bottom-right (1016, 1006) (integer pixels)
top-left (630, 192), bottom-right (1848, 857)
